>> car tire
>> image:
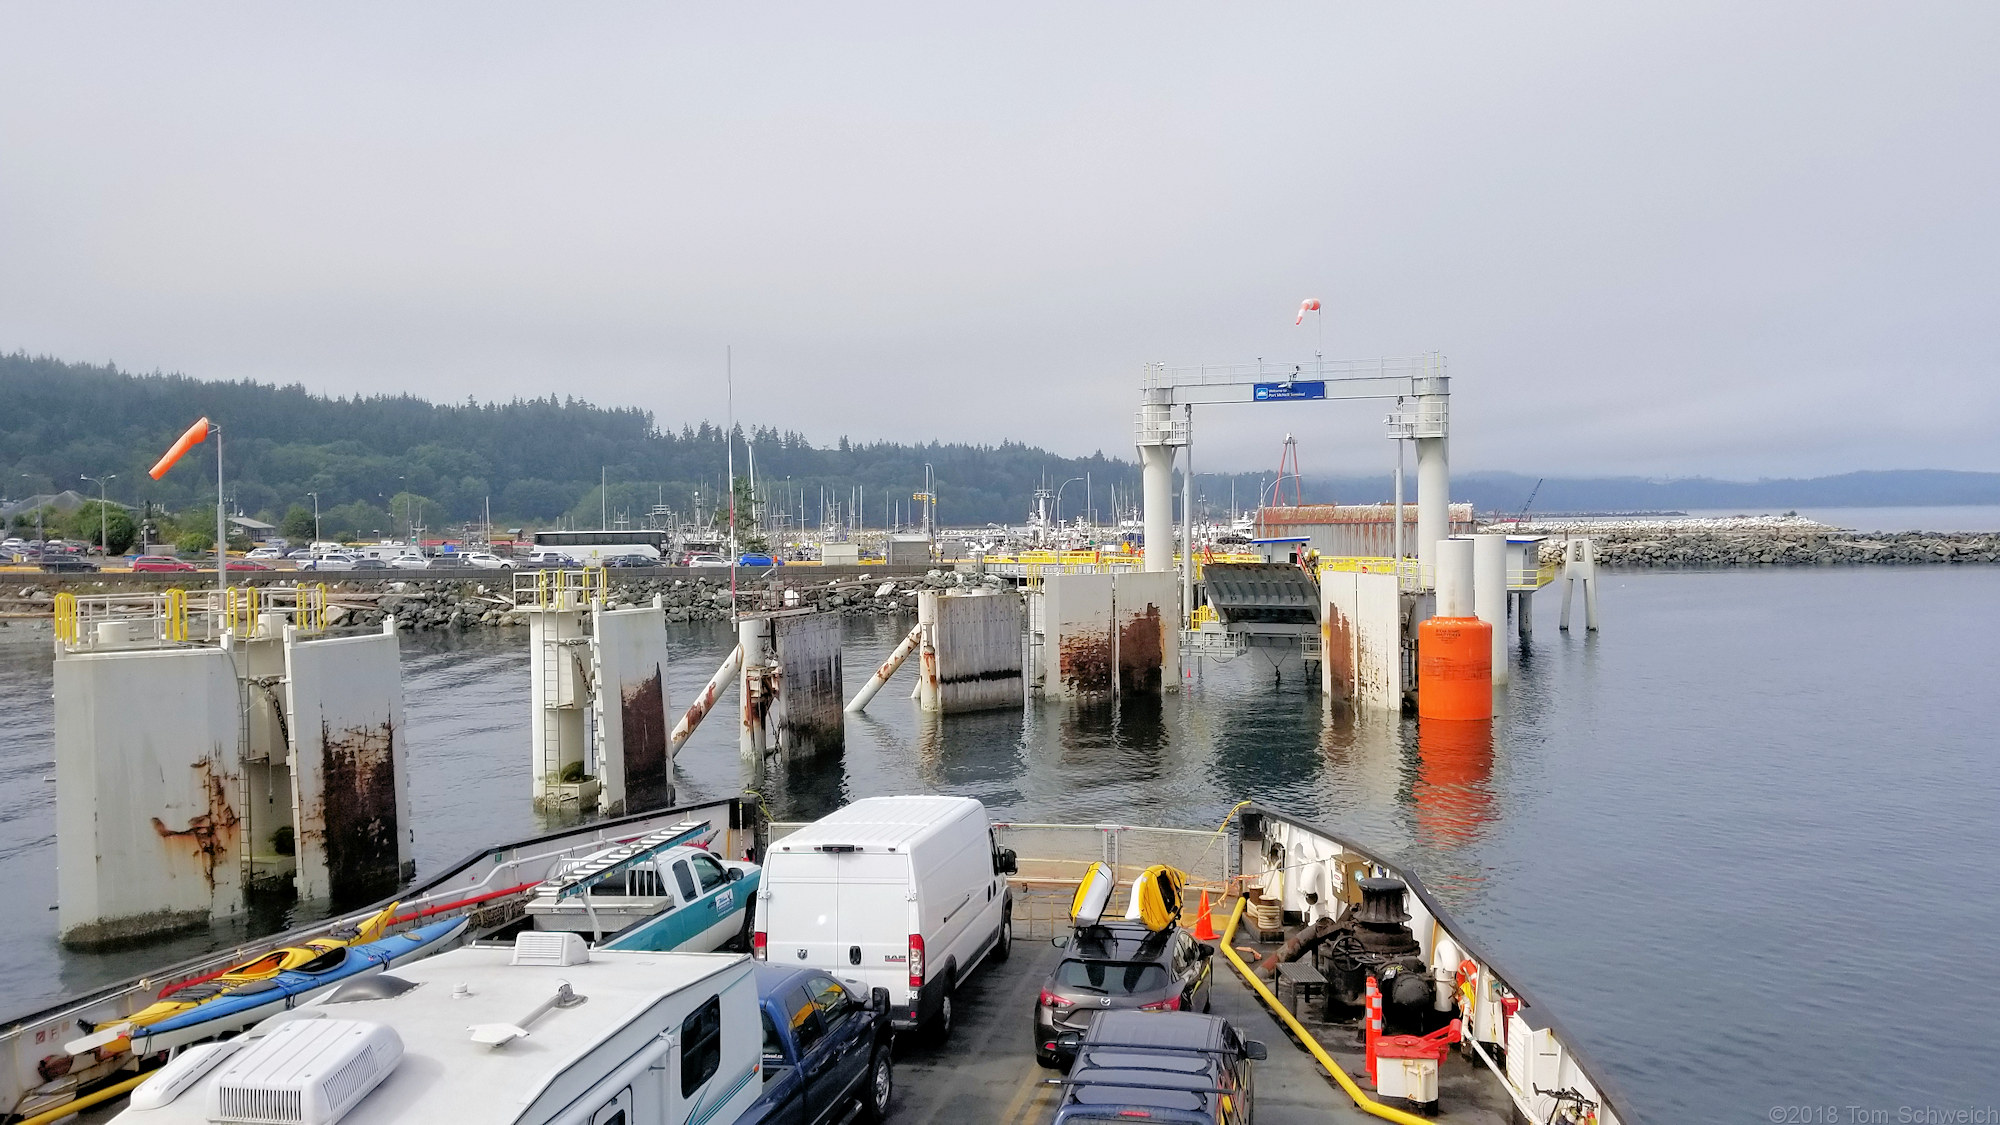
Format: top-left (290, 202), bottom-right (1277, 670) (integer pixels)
top-left (927, 975), bottom-right (955, 1045)
top-left (993, 912), bottom-right (1012, 962)
top-left (859, 1047), bottom-right (893, 1122)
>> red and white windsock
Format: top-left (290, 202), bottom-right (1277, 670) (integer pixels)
top-left (1295, 298), bottom-right (1321, 326)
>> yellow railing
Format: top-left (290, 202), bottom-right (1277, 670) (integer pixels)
top-left (53, 593), bottom-right (77, 644)
top-left (164, 587), bottom-right (188, 641)
top-left (226, 584), bottom-right (258, 636)
top-left (513, 566), bottom-right (607, 609)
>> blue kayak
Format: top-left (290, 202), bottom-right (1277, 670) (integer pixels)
top-left (130, 916), bottom-right (468, 1054)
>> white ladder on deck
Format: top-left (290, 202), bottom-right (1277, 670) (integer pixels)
top-left (543, 821), bottom-right (712, 900)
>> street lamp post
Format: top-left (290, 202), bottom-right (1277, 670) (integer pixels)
top-left (1054, 476), bottom-right (1083, 527)
top-left (80, 474), bottom-right (116, 555)
top-left (306, 491), bottom-right (320, 544)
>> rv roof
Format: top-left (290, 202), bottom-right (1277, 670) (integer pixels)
top-left (119, 944), bottom-right (748, 1125)
top-left (776, 795), bottom-right (981, 852)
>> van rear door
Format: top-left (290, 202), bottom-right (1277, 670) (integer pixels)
top-left (835, 853), bottom-right (912, 995)
top-left (767, 851), bottom-right (845, 968)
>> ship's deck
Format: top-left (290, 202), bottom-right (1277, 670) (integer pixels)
top-left (891, 927), bottom-right (1370, 1125)
top-left (888, 905), bottom-right (1515, 1125)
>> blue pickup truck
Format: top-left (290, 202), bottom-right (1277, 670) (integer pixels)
top-left (735, 964), bottom-right (895, 1125)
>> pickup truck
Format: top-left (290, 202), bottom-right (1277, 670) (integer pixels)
top-left (737, 964), bottom-right (894, 1125)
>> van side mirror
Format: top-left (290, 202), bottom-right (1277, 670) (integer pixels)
top-left (1197, 943), bottom-right (1215, 960)
top-left (870, 987), bottom-right (891, 1015)
top-left (1241, 1040), bottom-right (1268, 1061)
top-left (726, 867), bottom-right (745, 883)
top-left (995, 848), bottom-right (1018, 875)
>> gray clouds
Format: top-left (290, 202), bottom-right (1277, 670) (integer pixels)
top-left (1, 3), bottom-right (1993, 477)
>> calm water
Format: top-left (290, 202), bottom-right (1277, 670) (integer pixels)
top-left (2, 568), bottom-right (1997, 1121)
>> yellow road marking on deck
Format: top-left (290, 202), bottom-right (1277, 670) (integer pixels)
top-left (998, 1062), bottom-right (1046, 1125)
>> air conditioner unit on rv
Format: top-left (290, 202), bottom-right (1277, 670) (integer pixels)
top-left (205, 1018), bottom-right (403, 1125)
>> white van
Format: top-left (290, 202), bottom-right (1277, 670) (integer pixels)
top-left (756, 796), bottom-right (1017, 1040)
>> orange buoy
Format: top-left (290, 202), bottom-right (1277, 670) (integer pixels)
top-left (1416, 615), bottom-right (1493, 720)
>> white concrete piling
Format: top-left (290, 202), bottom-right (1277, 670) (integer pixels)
top-left (1472, 533), bottom-right (1509, 684)
top-left (1436, 537), bottom-right (1475, 618)
top-left (1559, 536), bottom-right (1600, 631)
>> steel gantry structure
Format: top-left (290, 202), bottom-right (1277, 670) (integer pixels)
top-left (1133, 354), bottom-right (1453, 613)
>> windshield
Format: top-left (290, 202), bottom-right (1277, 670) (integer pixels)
top-left (1056, 959), bottom-right (1170, 995)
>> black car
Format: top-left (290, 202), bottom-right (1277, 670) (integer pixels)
top-left (1049, 1010), bottom-right (1266, 1125)
top-left (1035, 920), bottom-right (1216, 1068)
top-left (601, 554), bottom-right (657, 568)
top-left (36, 552), bottom-right (99, 573)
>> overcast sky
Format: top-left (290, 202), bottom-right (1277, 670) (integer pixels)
top-left (2, 4), bottom-right (1995, 478)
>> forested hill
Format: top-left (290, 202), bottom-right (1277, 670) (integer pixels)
top-left (6, 354), bottom-right (1995, 538)
top-left (0, 353), bottom-right (1139, 533)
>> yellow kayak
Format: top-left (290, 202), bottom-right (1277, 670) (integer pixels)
top-left (69, 902), bottom-right (398, 1055)
top-left (1128, 865), bottom-right (1186, 932)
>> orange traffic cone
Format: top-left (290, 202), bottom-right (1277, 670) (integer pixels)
top-left (1192, 890), bottom-right (1218, 941)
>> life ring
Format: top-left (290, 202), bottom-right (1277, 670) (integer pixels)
top-left (1455, 959), bottom-right (1480, 1007)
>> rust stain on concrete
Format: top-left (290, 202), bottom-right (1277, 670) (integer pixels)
top-left (1117, 603), bottom-right (1164, 695)
top-left (150, 755), bottom-right (242, 892)
top-left (1324, 604), bottom-right (1356, 700)
top-left (1059, 632), bottom-right (1113, 696)
top-left (316, 720), bottom-right (400, 903)
top-left (620, 665), bottom-right (669, 805)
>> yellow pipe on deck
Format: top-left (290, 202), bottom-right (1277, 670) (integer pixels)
top-left (1219, 897), bottom-right (1431, 1125)
top-left (16, 1072), bottom-right (149, 1125)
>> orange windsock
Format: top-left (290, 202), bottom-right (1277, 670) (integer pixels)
top-left (149, 417), bottom-right (211, 479)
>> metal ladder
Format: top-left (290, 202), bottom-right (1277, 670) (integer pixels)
top-left (539, 636), bottom-right (565, 793)
top-left (543, 821), bottom-right (712, 901)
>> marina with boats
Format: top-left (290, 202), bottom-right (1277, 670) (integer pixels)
top-left (0, 356), bottom-right (1648, 1125)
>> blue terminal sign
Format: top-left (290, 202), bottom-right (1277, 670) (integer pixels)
top-left (1252, 380), bottom-right (1327, 402)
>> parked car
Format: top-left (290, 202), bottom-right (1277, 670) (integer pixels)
top-left (352, 557), bottom-right (390, 570)
top-left (37, 554), bottom-right (99, 573)
top-left (738, 964), bottom-right (895, 1125)
top-left (737, 553), bottom-right (779, 567)
top-left (131, 555), bottom-right (198, 573)
top-left (1035, 920), bottom-right (1216, 1068)
top-left (300, 552), bottom-right (357, 571)
top-left (226, 559), bottom-right (274, 572)
top-left (245, 547), bottom-right (285, 560)
top-left (285, 548), bottom-right (316, 560)
top-left (528, 552), bottom-right (578, 568)
top-left (686, 553), bottom-right (730, 568)
top-left (758, 796), bottom-right (1016, 1041)
top-left (1049, 1010), bottom-right (1266, 1125)
top-left (387, 554), bottom-right (431, 569)
top-left (458, 551), bottom-right (516, 570)
top-left (601, 553), bottom-right (657, 568)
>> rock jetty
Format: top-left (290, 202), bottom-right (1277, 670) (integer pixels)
top-left (1504, 517), bottom-right (2000, 569)
top-left (323, 569), bottom-right (1008, 633)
